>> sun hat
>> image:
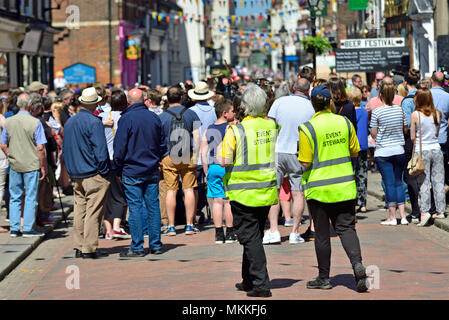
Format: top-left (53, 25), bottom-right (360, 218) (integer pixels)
top-left (29, 81), bottom-right (48, 92)
top-left (78, 87), bottom-right (102, 105)
top-left (188, 81), bottom-right (214, 101)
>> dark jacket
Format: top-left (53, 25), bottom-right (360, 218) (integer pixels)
top-left (113, 103), bottom-right (167, 178)
top-left (335, 100), bottom-right (358, 133)
top-left (62, 109), bottom-right (110, 179)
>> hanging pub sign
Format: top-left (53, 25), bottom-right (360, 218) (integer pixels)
top-left (125, 36), bottom-right (141, 60)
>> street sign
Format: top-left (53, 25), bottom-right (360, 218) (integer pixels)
top-left (63, 63), bottom-right (96, 84)
top-left (349, 0), bottom-right (369, 10)
top-left (340, 38), bottom-right (406, 49)
top-left (335, 47), bottom-right (410, 72)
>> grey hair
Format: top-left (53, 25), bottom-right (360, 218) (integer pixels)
top-left (17, 93), bottom-right (32, 109)
top-left (275, 84), bottom-right (291, 99)
top-left (59, 89), bottom-right (73, 101)
top-left (294, 78), bottom-right (310, 94)
top-left (241, 83), bottom-right (267, 116)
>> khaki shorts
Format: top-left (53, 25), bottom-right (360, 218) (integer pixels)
top-left (162, 155), bottom-right (198, 191)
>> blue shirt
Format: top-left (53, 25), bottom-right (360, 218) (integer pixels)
top-left (159, 105), bottom-right (201, 157)
top-left (401, 88), bottom-right (417, 127)
top-left (356, 107), bottom-right (368, 151)
top-left (0, 111), bottom-right (47, 146)
top-left (62, 109), bottom-right (110, 179)
top-left (430, 87), bottom-right (449, 144)
top-left (190, 102), bottom-right (217, 165)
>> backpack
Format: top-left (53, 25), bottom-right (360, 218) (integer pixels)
top-left (165, 107), bottom-right (191, 164)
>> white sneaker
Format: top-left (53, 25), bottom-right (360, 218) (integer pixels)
top-left (262, 230), bottom-right (281, 244)
top-left (381, 219), bottom-right (397, 226)
top-left (289, 233), bottom-right (305, 244)
top-left (400, 218), bottom-right (409, 225)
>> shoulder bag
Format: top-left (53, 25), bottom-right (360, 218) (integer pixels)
top-left (407, 112), bottom-right (425, 176)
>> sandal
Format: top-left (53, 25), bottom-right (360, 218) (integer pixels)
top-left (0, 226), bottom-right (8, 233)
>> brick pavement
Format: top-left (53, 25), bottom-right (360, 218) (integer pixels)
top-left (8, 192), bottom-right (449, 301)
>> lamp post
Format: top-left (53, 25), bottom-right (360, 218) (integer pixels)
top-left (279, 25), bottom-right (287, 79)
top-left (307, 0), bottom-right (319, 71)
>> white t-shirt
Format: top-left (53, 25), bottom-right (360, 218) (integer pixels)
top-left (268, 94), bottom-right (315, 154)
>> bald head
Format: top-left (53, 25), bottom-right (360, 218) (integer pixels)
top-left (294, 78), bottom-right (310, 94)
top-left (431, 71), bottom-right (445, 87)
top-left (376, 72), bottom-right (385, 80)
top-left (128, 88), bottom-right (144, 105)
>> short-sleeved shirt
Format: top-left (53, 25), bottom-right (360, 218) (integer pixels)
top-left (370, 105), bottom-right (407, 157)
top-left (220, 116), bottom-right (259, 163)
top-left (159, 105), bottom-right (201, 157)
top-left (356, 107), bottom-right (369, 151)
top-left (190, 102), bottom-right (217, 165)
top-left (298, 109), bottom-right (360, 164)
top-left (267, 94), bottom-right (315, 154)
top-left (0, 111), bottom-right (47, 146)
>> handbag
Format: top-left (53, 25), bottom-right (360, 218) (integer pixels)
top-left (407, 112), bottom-right (425, 176)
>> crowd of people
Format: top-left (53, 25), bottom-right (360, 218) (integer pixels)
top-left (0, 64), bottom-right (448, 296)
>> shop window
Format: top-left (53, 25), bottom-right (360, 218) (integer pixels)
top-left (0, 53), bottom-right (9, 85)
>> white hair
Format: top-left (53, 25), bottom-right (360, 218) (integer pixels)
top-left (17, 93), bottom-right (32, 109)
top-left (275, 84), bottom-right (291, 99)
top-left (241, 83), bottom-right (267, 116)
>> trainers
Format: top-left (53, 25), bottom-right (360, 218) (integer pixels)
top-left (380, 219), bottom-right (397, 226)
top-left (225, 232), bottom-right (237, 244)
top-left (307, 277), bottom-right (332, 290)
top-left (22, 230), bottom-right (45, 238)
top-left (185, 224), bottom-right (199, 235)
top-left (284, 219), bottom-right (294, 227)
top-left (262, 230), bottom-right (281, 244)
top-left (400, 218), bottom-right (409, 225)
top-left (353, 262), bottom-right (369, 293)
top-left (112, 228), bottom-right (131, 239)
top-left (301, 227), bottom-right (315, 242)
top-left (289, 232), bottom-right (305, 244)
top-left (215, 229), bottom-right (225, 244)
top-left (166, 226), bottom-right (176, 236)
top-left (432, 213), bottom-right (445, 219)
top-left (105, 233), bottom-right (113, 240)
top-left (10, 230), bottom-right (22, 238)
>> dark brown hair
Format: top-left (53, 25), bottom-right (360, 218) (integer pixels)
top-left (328, 77), bottom-right (348, 106)
top-left (110, 90), bottom-right (127, 112)
top-left (404, 68), bottom-right (421, 86)
top-left (232, 91), bottom-right (245, 122)
top-left (414, 88), bottom-right (442, 126)
top-left (261, 85), bottom-right (275, 115)
top-left (299, 66), bottom-right (316, 83)
top-left (146, 89), bottom-right (162, 106)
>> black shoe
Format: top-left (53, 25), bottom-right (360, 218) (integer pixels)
top-left (353, 262), bottom-right (369, 293)
top-left (306, 277), bottom-right (332, 290)
top-left (235, 282), bottom-right (252, 292)
top-left (10, 230), bottom-right (22, 238)
top-left (119, 249), bottom-right (146, 258)
top-left (22, 230), bottom-right (45, 238)
top-left (301, 227), bottom-right (315, 242)
top-left (82, 251), bottom-right (109, 259)
top-left (150, 249), bottom-right (163, 255)
top-left (215, 228), bottom-right (225, 244)
top-left (75, 249), bottom-right (83, 258)
top-left (246, 289), bottom-right (272, 298)
top-left (225, 231), bottom-right (237, 244)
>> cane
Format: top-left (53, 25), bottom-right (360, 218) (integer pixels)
top-left (55, 184), bottom-right (67, 226)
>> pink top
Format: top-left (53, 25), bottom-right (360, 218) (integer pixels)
top-left (366, 95), bottom-right (404, 112)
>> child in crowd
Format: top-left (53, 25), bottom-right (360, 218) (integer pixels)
top-left (200, 98), bottom-right (237, 244)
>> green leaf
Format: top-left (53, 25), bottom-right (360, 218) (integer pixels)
top-left (300, 36), bottom-right (333, 55)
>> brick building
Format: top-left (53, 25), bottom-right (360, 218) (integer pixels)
top-left (52, 0), bottom-right (187, 87)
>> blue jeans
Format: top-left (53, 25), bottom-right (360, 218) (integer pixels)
top-left (123, 175), bottom-right (161, 252)
top-left (375, 154), bottom-right (406, 207)
top-left (9, 169), bottom-right (40, 232)
top-left (380, 177), bottom-right (410, 207)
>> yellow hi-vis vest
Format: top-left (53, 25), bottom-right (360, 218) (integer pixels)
top-left (299, 113), bottom-right (357, 203)
top-left (223, 117), bottom-right (278, 207)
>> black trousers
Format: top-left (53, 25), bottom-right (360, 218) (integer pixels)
top-left (230, 201), bottom-right (270, 291)
top-left (404, 133), bottom-right (421, 216)
top-left (308, 199), bottom-right (363, 279)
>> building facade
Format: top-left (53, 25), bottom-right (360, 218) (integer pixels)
top-left (0, 0), bottom-right (59, 88)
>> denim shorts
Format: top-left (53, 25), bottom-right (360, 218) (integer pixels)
top-left (206, 164), bottom-right (226, 199)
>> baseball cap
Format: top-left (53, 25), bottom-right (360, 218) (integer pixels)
top-left (311, 85), bottom-right (331, 99)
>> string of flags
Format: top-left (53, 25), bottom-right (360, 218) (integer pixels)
top-left (149, 6), bottom-right (303, 26)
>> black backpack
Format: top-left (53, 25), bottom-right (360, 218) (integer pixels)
top-left (164, 107), bottom-right (191, 163)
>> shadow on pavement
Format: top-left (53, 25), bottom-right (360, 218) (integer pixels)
top-left (270, 278), bottom-right (302, 289)
top-left (330, 274), bottom-right (357, 292)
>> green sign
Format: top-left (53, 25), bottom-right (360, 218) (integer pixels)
top-left (349, 0), bottom-right (369, 10)
top-left (310, 0), bottom-right (327, 17)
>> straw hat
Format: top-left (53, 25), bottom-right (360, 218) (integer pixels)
top-left (78, 87), bottom-right (102, 105)
top-left (188, 81), bottom-right (214, 101)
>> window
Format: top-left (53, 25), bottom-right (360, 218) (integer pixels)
top-left (0, 53), bottom-right (9, 85)
top-left (44, 0), bottom-right (50, 21)
top-left (0, 1), bottom-right (6, 10)
top-left (20, 0), bottom-right (33, 17)
top-left (9, 0), bottom-right (17, 12)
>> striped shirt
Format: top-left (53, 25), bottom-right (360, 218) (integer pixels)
top-left (370, 105), bottom-right (407, 157)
